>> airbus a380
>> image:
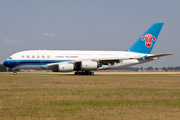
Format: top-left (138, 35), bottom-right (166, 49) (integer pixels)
top-left (3, 23), bottom-right (172, 75)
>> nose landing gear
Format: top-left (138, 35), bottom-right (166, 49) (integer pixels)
top-left (13, 69), bottom-right (17, 75)
top-left (13, 72), bottom-right (17, 75)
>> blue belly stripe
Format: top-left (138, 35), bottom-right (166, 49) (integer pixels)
top-left (3, 59), bottom-right (72, 68)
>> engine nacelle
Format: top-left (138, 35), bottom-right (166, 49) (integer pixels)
top-left (58, 63), bottom-right (74, 72)
top-left (81, 61), bottom-right (99, 70)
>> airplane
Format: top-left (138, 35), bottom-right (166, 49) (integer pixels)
top-left (3, 23), bottom-right (172, 75)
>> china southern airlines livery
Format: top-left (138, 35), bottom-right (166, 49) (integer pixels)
top-left (3, 23), bottom-right (172, 75)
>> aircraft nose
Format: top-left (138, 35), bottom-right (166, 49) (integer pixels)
top-left (3, 60), bottom-right (9, 67)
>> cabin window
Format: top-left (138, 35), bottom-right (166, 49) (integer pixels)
top-left (42, 55), bottom-right (45, 58)
top-left (32, 55), bottom-right (35, 58)
top-left (21, 55), bottom-right (25, 58)
top-left (37, 55), bottom-right (40, 58)
top-left (27, 55), bottom-right (30, 58)
top-left (47, 55), bottom-right (50, 58)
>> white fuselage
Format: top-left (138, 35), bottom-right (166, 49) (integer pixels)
top-left (3, 50), bottom-right (152, 71)
top-left (3, 23), bottom-right (171, 75)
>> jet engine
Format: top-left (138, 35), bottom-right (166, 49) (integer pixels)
top-left (81, 61), bottom-right (101, 70)
top-left (58, 63), bottom-right (74, 72)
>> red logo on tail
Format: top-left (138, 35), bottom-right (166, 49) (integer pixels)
top-left (141, 34), bottom-right (156, 47)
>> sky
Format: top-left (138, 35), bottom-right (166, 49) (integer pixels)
top-left (0, 0), bottom-right (179, 67)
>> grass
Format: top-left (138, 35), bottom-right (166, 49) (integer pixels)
top-left (0, 72), bottom-right (180, 119)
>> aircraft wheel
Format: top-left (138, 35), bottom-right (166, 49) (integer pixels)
top-left (91, 72), bottom-right (94, 75)
top-left (76, 72), bottom-right (79, 75)
top-left (13, 72), bottom-right (17, 75)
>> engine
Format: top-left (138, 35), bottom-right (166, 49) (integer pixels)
top-left (58, 63), bottom-right (74, 72)
top-left (81, 61), bottom-right (101, 70)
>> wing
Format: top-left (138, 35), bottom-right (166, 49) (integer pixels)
top-left (41, 53), bottom-right (173, 71)
top-left (82, 56), bottom-right (131, 65)
top-left (41, 57), bottom-right (130, 71)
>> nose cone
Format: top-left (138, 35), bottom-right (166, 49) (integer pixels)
top-left (3, 60), bottom-right (10, 67)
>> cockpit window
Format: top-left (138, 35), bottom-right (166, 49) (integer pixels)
top-left (9, 57), bottom-right (12, 59)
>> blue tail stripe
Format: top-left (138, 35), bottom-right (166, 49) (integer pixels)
top-left (127, 23), bottom-right (164, 54)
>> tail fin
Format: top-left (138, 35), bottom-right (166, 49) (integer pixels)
top-left (127, 23), bottom-right (164, 54)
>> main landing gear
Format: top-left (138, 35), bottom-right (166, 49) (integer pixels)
top-left (74, 71), bottom-right (94, 75)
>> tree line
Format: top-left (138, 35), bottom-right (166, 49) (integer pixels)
top-left (0, 64), bottom-right (14, 72)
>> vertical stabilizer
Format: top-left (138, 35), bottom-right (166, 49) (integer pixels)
top-left (127, 23), bottom-right (164, 54)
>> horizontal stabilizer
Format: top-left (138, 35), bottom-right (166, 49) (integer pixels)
top-left (130, 53), bottom-right (173, 60)
top-left (147, 53), bottom-right (173, 58)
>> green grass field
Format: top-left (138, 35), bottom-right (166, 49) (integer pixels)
top-left (0, 72), bottom-right (180, 120)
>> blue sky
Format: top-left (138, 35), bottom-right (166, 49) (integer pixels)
top-left (0, 0), bottom-right (179, 67)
